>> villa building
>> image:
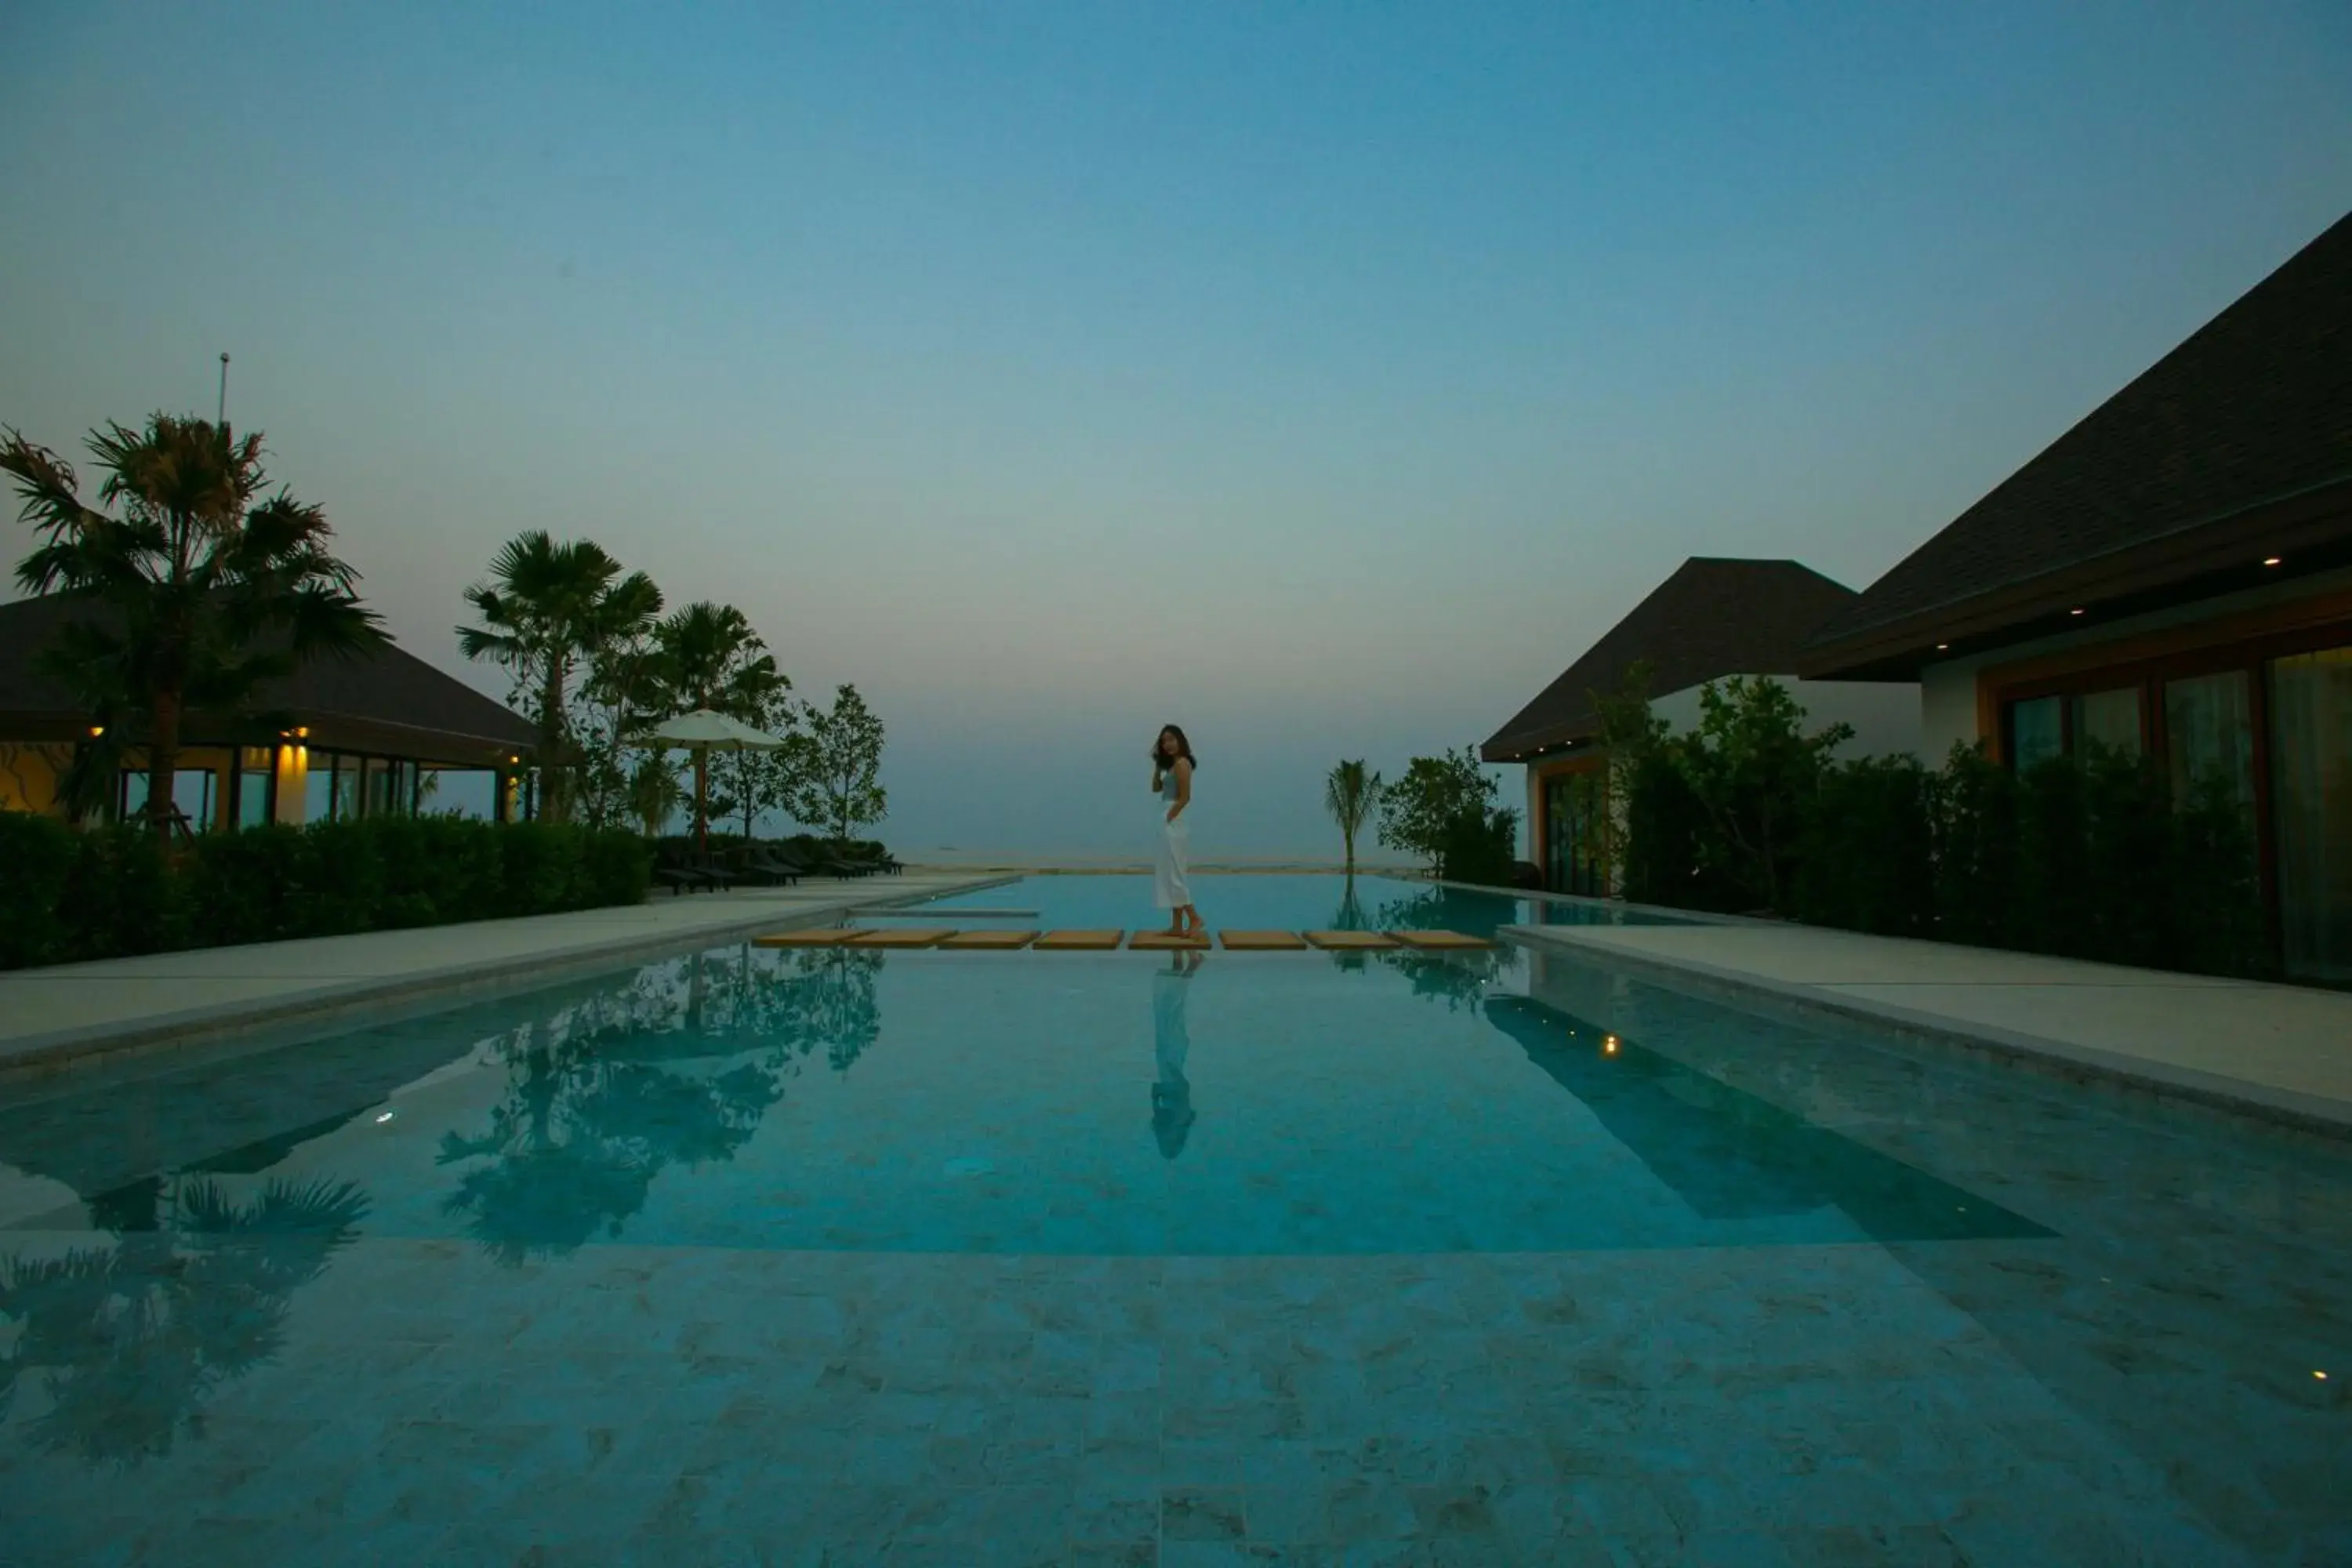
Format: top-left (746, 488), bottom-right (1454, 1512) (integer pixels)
top-left (1800, 209), bottom-right (2352, 982)
top-left (1481, 557), bottom-right (1922, 896)
top-left (0, 594), bottom-right (539, 829)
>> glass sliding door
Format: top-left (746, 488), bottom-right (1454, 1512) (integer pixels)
top-left (1542, 775), bottom-right (1573, 894)
top-left (2071, 688), bottom-right (2143, 759)
top-left (2009, 695), bottom-right (2063, 770)
top-left (2165, 671), bottom-right (2255, 808)
top-left (2269, 647), bottom-right (2352, 982)
top-left (1542, 770), bottom-right (1607, 896)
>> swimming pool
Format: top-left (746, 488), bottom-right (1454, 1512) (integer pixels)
top-left (1, 873), bottom-right (2345, 1563)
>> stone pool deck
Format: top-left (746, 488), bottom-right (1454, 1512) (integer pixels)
top-left (0, 870), bottom-right (1007, 1080)
top-left (1508, 920), bottom-right (2352, 1135)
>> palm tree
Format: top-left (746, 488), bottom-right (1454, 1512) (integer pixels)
top-left (651, 601), bottom-right (785, 847)
top-left (1325, 758), bottom-right (1384, 875)
top-left (456, 532), bottom-right (659, 823)
top-left (2, 415), bottom-right (385, 837)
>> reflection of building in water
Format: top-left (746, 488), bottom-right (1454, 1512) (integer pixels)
top-left (1483, 995), bottom-right (2047, 1243)
top-left (1151, 953), bottom-right (1200, 1159)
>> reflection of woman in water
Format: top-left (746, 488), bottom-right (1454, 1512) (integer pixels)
top-left (1151, 947), bottom-right (1202, 1158)
top-left (1150, 724), bottom-right (1204, 941)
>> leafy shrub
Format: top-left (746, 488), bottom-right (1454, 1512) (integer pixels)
top-left (502, 822), bottom-right (586, 915)
top-left (0, 811), bottom-right (76, 967)
top-left (1435, 804), bottom-right (1519, 886)
top-left (0, 815), bottom-right (657, 971)
top-left (1795, 757), bottom-right (1934, 937)
top-left (1613, 705), bottom-right (2277, 977)
top-left (580, 829), bottom-right (655, 906)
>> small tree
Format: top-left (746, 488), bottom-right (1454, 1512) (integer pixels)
top-left (1323, 759), bottom-right (1383, 873)
top-left (1375, 746), bottom-right (1507, 879)
top-left (711, 687), bottom-right (809, 841)
top-left (1677, 677), bottom-right (1851, 913)
top-left (789, 684), bottom-right (887, 844)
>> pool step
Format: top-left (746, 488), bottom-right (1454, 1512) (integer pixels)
top-left (1032, 930), bottom-right (1126, 950)
top-left (937, 929), bottom-right (1041, 949)
top-left (753, 928), bottom-right (873, 947)
top-left (843, 928), bottom-right (958, 948)
top-left (751, 927), bottom-right (1495, 951)
top-left (1301, 930), bottom-right (1401, 950)
top-left (1217, 930), bottom-right (1310, 950)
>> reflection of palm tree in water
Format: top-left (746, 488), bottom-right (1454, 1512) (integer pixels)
top-left (1321, 877), bottom-right (1508, 1007)
top-left (1151, 949), bottom-right (1203, 1159)
top-left (437, 945), bottom-right (881, 1262)
top-left (0, 1174), bottom-right (368, 1465)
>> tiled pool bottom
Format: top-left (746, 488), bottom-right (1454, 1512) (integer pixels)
top-left (2, 946), bottom-right (2348, 1563)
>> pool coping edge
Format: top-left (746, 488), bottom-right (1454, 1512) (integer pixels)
top-left (1501, 923), bottom-right (2352, 1140)
top-left (0, 874), bottom-right (1019, 1083)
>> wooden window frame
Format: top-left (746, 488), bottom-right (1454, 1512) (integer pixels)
top-left (1980, 605), bottom-right (2352, 961)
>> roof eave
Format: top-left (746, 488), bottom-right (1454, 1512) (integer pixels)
top-left (1799, 481), bottom-right (2352, 679)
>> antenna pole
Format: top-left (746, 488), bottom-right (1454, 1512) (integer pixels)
top-left (217, 353), bottom-right (230, 426)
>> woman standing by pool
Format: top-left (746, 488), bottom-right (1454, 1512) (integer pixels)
top-left (1152, 724), bottom-right (1204, 940)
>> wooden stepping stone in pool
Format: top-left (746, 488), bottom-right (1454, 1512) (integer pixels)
top-left (1130, 931), bottom-right (1212, 950)
top-left (1388, 930), bottom-right (1496, 949)
top-left (1217, 930), bottom-right (1309, 950)
top-left (937, 929), bottom-right (1041, 949)
top-left (1033, 929), bottom-right (1126, 950)
top-left (753, 927), bottom-right (872, 947)
top-left (1302, 930), bottom-right (1400, 950)
top-left (843, 928), bottom-right (957, 949)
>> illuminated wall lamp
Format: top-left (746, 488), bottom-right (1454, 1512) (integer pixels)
top-left (87, 724), bottom-right (104, 738)
top-left (2263, 556), bottom-right (2283, 567)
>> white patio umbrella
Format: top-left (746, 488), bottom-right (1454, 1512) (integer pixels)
top-left (638, 708), bottom-right (785, 856)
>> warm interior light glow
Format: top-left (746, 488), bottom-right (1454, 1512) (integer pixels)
top-left (1603, 1035), bottom-right (1620, 1054)
top-left (295, 726), bottom-right (309, 739)
top-left (2071, 608), bottom-right (2086, 616)
top-left (2264, 556), bottom-right (2283, 567)
top-left (2319, 1370), bottom-right (2331, 1380)
top-left (87, 724), bottom-right (103, 738)
top-left (1935, 643), bottom-right (1950, 651)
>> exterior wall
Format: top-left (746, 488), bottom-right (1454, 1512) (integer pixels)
top-left (1914, 564), bottom-right (2352, 755)
top-left (0, 743), bottom-right (71, 815)
top-left (1650, 675), bottom-right (1924, 760)
top-left (275, 743), bottom-right (309, 826)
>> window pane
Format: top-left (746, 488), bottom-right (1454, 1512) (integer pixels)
top-left (2165, 670), bottom-right (2254, 808)
top-left (2071, 688), bottom-right (2142, 759)
top-left (305, 756), bottom-right (334, 822)
top-left (419, 768), bottom-right (497, 819)
top-left (2010, 696), bottom-right (2063, 771)
top-left (2270, 647), bottom-right (2352, 982)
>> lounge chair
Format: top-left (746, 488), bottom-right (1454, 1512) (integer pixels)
top-left (653, 861), bottom-right (717, 895)
top-left (772, 844), bottom-right (869, 879)
top-left (843, 844), bottom-right (903, 875)
top-left (741, 848), bottom-right (803, 886)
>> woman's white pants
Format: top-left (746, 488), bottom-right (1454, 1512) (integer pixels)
top-left (1154, 814), bottom-right (1192, 909)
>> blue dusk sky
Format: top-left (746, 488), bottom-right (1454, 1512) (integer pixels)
top-left (4, 2), bottom-right (2349, 858)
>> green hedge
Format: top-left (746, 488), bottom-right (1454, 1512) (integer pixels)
top-left (0, 813), bottom-right (653, 971)
top-left (1624, 739), bottom-right (2271, 978)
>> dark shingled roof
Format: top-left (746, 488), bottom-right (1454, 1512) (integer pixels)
top-left (1805, 209), bottom-right (2352, 670)
top-left (0, 593), bottom-right (537, 755)
top-left (1480, 558), bottom-right (1860, 761)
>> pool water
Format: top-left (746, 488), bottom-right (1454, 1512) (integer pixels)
top-left (1, 874), bottom-right (2346, 1564)
top-left (900, 870), bottom-right (1691, 936)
